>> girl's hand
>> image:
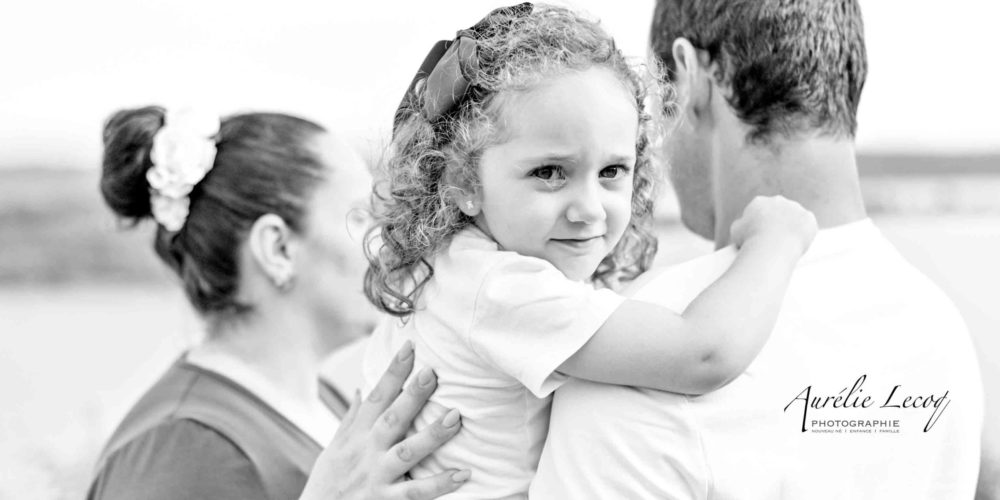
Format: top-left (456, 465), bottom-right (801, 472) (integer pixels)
top-left (299, 341), bottom-right (469, 500)
top-left (730, 195), bottom-right (818, 255)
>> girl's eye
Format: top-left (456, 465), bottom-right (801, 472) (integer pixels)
top-left (530, 165), bottom-right (564, 181)
top-left (599, 165), bottom-right (630, 179)
top-left (529, 165), bottom-right (567, 189)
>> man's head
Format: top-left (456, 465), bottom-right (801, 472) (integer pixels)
top-left (651, 0), bottom-right (867, 238)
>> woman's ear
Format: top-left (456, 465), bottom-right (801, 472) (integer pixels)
top-left (247, 213), bottom-right (298, 291)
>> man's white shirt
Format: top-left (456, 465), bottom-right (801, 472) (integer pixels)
top-left (530, 219), bottom-right (983, 499)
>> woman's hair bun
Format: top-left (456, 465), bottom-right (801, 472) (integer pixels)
top-left (100, 105), bottom-right (166, 221)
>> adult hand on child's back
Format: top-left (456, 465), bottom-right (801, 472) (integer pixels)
top-left (730, 195), bottom-right (818, 255)
top-left (299, 341), bottom-right (469, 500)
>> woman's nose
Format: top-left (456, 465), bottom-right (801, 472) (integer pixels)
top-left (565, 181), bottom-right (607, 224)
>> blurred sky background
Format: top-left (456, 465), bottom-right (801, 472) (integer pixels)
top-left (0, 0), bottom-right (998, 171)
top-left (1, 1), bottom-right (998, 499)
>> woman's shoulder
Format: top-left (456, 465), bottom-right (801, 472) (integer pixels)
top-left (89, 359), bottom-right (320, 500)
top-left (88, 417), bottom-right (268, 500)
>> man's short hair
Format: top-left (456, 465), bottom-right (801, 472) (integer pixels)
top-left (651, 0), bottom-right (867, 143)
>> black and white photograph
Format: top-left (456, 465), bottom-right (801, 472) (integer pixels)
top-left (1, 0), bottom-right (998, 498)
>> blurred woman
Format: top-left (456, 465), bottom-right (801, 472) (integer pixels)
top-left (88, 107), bottom-right (468, 500)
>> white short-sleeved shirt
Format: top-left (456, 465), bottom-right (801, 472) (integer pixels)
top-left (530, 219), bottom-right (984, 499)
top-left (363, 226), bottom-right (624, 499)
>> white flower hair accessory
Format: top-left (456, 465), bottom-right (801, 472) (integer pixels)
top-left (146, 108), bottom-right (221, 232)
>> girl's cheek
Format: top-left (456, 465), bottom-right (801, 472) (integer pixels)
top-left (611, 194), bottom-right (634, 222)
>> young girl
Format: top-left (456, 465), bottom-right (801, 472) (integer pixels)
top-left (363, 3), bottom-right (816, 497)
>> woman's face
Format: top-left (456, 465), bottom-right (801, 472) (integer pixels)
top-left (295, 132), bottom-right (376, 350)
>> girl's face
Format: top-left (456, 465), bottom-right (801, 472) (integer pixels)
top-left (475, 67), bottom-right (638, 281)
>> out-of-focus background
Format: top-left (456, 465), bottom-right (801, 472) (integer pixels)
top-left (1, 1), bottom-right (998, 498)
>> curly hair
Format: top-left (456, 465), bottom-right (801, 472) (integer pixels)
top-left (365, 4), bottom-right (668, 316)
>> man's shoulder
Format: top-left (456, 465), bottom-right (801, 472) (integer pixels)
top-left (538, 226), bottom-right (983, 499)
top-left (828, 226), bottom-right (968, 327)
top-left (624, 247), bottom-right (738, 310)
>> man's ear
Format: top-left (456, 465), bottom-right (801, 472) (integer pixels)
top-left (671, 37), bottom-right (715, 123)
top-left (247, 213), bottom-right (297, 290)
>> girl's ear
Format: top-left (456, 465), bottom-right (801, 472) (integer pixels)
top-left (443, 154), bottom-right (483, 217)
top-left (247, 213), bottom-right (298, 291)
top-left (455, 188), bottom-right (483, 217)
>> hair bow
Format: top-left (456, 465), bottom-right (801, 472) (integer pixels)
top-left (393, 2), bottom-right (534, 137)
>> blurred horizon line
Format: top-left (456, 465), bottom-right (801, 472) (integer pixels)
top-left (3, 152), bottom-right (997, 175)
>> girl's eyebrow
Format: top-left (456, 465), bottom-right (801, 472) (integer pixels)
top-left (517, 152), bottom-right (636, 166)
top-left (605, 154), bottom-right (636, 165)
top-left (520, 153), bottom-right (578, 164)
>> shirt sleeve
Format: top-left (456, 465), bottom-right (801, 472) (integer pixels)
top-left (88, 419), bottom-right (269, 500)
top-left (468, 254), bottom-right (626, 398)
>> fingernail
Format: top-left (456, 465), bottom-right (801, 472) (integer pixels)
top-left (442, 408), bottom-right (460, 428)
top-left (417, 367), bottom-right (435, 387)
top-left (396, 341), bottom-right (414, 362)
top-left (451, 469), bottom-right (471, 482)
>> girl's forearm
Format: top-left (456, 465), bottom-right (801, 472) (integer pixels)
top-left (557, 235), bottom-right (803, 395)
top-left (677, 234), bottom-right (803, 390)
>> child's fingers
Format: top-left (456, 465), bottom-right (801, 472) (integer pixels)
top-left (370, 367), bottom-right (438, 449)
top-left (353, 341), bottom-right (415, 430)
top-left (730, 216), bottom-right (749, 248)
top-left (382, 469), bottom-right (470, 500)
top-left (375, 407), bottom-right (462, 482)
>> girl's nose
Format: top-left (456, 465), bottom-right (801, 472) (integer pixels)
top-left (565, 181), bottom-right (607, 224)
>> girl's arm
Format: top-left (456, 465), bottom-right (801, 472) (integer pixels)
top-left (557, 196), bottom-right (817, 395)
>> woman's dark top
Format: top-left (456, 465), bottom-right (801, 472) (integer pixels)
top-left (87, 357), bottom-right (348, 500)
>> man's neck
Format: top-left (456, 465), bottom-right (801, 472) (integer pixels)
top-left (713, 135), bottom-right (868, 248)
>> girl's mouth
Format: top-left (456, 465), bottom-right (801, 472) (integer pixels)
top-left (551, 236), bottom-right (603, 251)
